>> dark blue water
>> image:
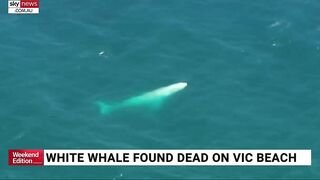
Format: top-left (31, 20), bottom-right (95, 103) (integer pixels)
top-left (0, 0), bottom-right (319, 178)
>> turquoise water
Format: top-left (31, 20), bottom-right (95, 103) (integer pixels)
top-left (1, 0), bottom-right (320, 178)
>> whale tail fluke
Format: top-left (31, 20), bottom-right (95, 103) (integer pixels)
top-left (95, 101), bottom-right (113, 115)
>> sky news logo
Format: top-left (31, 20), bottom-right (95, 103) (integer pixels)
top-left (8, 0), bottom-right (39, 14)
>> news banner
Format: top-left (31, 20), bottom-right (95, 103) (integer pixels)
top-left (8, 149), bottom-right (311, 166)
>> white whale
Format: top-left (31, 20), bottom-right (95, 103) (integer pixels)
top-left (96, 82), bottom-right (187, 115)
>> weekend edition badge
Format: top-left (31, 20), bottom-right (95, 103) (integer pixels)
top-left (8, 0), bottom-right (39, 14)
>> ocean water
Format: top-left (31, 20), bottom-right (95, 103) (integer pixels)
top-left (1, 0), bottom-right (320, 178)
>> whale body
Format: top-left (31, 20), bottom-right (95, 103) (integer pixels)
top-left (96, 82), bottom-right (187, 115)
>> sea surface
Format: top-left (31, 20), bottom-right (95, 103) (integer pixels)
top-left (0, 0), bottom-right (319, 179)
